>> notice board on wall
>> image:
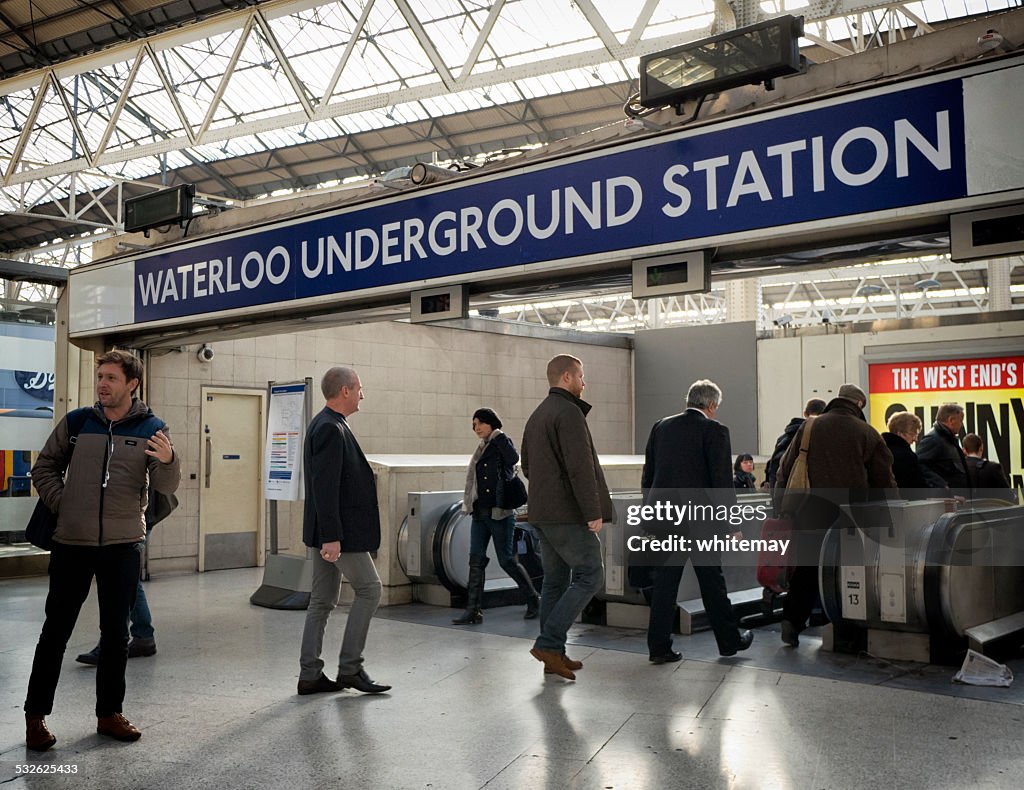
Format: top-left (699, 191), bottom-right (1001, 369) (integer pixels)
top-left (868, 355), bottom-right (1024, 492)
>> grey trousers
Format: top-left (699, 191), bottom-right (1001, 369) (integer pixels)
top-left (299, 551), bottom-right (382, 680)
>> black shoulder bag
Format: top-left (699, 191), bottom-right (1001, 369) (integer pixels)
top-left (496, 457), bottom-right (529, 510)
top-left (25, 409), bottom-right (90, 550)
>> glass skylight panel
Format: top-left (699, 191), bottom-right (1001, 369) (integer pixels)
top-left (57, 71), bottom-right (119, 158)
top-left (156, 52), bottom-right (217, 131)
top-left (372, 27), bottom-right (438, 81)
top-left (589, 0), bottom-right (647, 39)
top-left (208, 29), bottom-right (306, 131)
top-left (422, 11), bottom-right (490, 72)
top-left (487, 0), bottom-right (596, 58)
top-left (648, 1), bottom-right (714, 27)
top-left (19, 118), bottom-right (78, 169)
top-left (267, 2), bottom-right (357, 103)
top-left (0, 88), bottom-right (40, 154)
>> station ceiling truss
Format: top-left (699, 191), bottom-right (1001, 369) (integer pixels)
top-left (2, 0), bottom-right (1020, 256)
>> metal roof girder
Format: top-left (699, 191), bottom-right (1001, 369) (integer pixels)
top-left (456, 0), bottom-right (507, 81)
top-left (253, 9), bottom-right (314, 118)
top-left (4, 31), bottom-right (700, 186)
top-left (393, 0), bottom-right (456, 92)
top-left (146, 43), bottom-right (198, 145)
top-left (626, 0), bottom-right (662, 49)
top-left (52, 71), bottom-right (95, 166)
top-left (197, 14), bottom-right (256, 140)
top-left (320, 0), bottom-right (377, 106)
top-left (572, 0), bottom-right (626, 59)
top-left (3, 72), bottom-right (52, 186)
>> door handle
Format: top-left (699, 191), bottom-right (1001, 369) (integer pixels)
top-left (205, 436), bottom-right (212, 488)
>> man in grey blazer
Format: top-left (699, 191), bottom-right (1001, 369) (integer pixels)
top-left (298, 366), bottom-right (390, 695)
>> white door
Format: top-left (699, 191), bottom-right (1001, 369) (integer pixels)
top-left (199, 388), bottom-right (265, 572)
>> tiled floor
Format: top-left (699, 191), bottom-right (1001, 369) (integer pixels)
top-left (2, 568), bottom-right (1022, 789)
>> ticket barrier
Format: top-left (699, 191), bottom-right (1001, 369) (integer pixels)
top-left (819, 500), bottom-right (1024, 662)
top-left (397, 491), bottom-right (540, 609)
top-left (596, 491), bottom-right (772, 633)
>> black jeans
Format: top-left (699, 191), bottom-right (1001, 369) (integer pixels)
top-left (647, 551), bottom-right (741, 656)
top-left (25, 541), bottom-right (142, 717)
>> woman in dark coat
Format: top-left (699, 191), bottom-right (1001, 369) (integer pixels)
top-left (733, 454), bottom-right (756, 489)
top-left (881, 412), bottom-right (931, 498)
top-left (453, 408), bottom-right (540, 624)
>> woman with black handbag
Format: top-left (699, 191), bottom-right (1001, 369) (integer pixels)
top-left (453, 408), bottom-right (539, 625)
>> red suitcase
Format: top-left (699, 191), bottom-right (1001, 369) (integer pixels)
top-left (756, 517), bottom-right (793, 593)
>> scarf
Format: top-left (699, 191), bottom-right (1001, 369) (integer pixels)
top-left (461, 429), bottom-right (513, 518)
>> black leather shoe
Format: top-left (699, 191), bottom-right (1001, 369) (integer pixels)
top-left (128, 638), bottom-right (156, 658)
top-left (337, 669), bottom-right (391, 694)
top-left (649, 650), bottom-right (682, 664)
top-left (780, 620), bottom-right (800, 647)
top-left (721, 629), bottom-right (754, 657)
top-left (297, 673), bottom-right (343, 695)
top-left (76, 643), bottom-right (100, 665)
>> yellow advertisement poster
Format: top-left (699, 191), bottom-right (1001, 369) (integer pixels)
top-left (868, 355), bottom-right (1023, 493)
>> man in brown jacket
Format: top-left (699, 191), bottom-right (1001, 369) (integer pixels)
top-left (775, 383), bottom-right (896, 647)
top-left (24, 350), bottom-right (180, 751)
top-left (521, 354), bottom-right (612, 680)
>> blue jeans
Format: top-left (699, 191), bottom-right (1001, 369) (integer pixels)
top-left (469, 510), bottom-right (516, 571)
top-left (130, 580), bottom-right (154, 639)
top-left (130, 535), bottom-right (154, 639)
top-left (532, 523), bottom-right (603, 653)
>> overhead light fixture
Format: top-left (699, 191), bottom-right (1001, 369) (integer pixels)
top-left (639, 14), bottom-right (806, 111)
top-left (855, 284), bottom-right (883, 297)
top-left (914, 278), bottom-right (941, 291)
top-left (410, 162), bottom-right (459, 186)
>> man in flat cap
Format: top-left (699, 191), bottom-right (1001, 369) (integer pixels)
top-left (775, 383), bottom-right (896, 647)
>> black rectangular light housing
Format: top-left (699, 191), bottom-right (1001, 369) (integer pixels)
top-left (640, 15), bottom-right (805, 110)
top-left (410, 284), bottom-right (469, 323)
top-left (124, 184), bottom-right (195, 234)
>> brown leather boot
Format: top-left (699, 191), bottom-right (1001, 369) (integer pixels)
top-left (26, 714), bottom-right (56, 752)
top-left (97, 713), bottom-right (142, 742)
top-left (544, 653), bottom-right (583, 674)
top-left (530, 647), bottom-right (575, 680)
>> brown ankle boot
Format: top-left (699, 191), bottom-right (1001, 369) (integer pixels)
top-left (97, 713), bottom-right (142, 742)
top-left (26, 714), bottom-right (56, 752)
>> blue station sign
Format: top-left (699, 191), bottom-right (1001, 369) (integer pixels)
top-left (132, 78), bottom-right (968, 324)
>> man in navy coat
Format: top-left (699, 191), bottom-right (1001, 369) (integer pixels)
top-left (298, 366), bottom-right (390, 695)
top-left (641, 379), bottom-right (753, 662)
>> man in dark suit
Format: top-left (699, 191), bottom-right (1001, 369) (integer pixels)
top-left (298, 367), bottom-right (390, 695)
top-left (641, 379), bottom-right (753, 662)
top-left (917, 403), bottom-right (970, 496)
top-left (963, 433), bottom-right (1016, 502)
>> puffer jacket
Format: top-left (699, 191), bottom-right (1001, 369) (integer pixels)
top-left (31, 399), bottom-right (181, 546)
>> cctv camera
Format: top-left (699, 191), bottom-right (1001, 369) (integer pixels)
top-left (197, 344), bottom-right (214, 363)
